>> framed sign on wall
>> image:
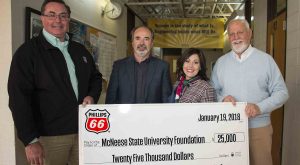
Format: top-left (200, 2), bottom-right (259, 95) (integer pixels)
top-left (25, 7), bottom-right (42, 41)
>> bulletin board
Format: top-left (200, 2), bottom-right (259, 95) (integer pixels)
top-left (69, 20), bottom-right (117, 80)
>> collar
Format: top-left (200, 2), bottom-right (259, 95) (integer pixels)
top-left (42, 29), bottom-right (69, 49)
top-left (231, 45), bottom-right (254, 62)
top-left (184, 75), bottom-right (201, 86)
top-left (131, 55), bottom-right (152, 63)
top-left (135, 56), bottom-right (151, 64)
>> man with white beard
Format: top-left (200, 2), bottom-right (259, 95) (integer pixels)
top-left (106, 26), bottom-right (172, 104)
top-left (211, 19), bottom-right (289, 165)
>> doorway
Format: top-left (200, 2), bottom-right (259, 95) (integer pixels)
top-left (266, 11), bottom-right (286, 165)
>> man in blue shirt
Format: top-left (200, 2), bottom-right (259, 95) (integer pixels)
top-left (211, 19), bottom-right (289, 165)
top-left (8, 0), bottom-right (102, 164)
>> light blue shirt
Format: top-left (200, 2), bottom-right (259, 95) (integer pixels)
top-left (211, 46), bottom-right (289, 128)
top-left (43, 29), bottom-right (78, 99)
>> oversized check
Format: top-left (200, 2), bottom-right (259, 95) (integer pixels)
top-left (79, 103), bottom-right (249, 165)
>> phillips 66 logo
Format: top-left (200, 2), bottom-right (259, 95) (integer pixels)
top-left (85, 109), bottom-right (110, 134)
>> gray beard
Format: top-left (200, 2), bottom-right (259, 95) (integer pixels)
top-left (136, 50), bottom-right (148, 57)
top-left (231, 43), bottom-right (249, 54)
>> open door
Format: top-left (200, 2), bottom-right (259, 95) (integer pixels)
top-left (266, 11), bottom-right (286, 165)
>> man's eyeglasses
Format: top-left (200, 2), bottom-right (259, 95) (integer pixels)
top-left (228, 31), bottom-right (245, 38)
top-left (42, 13), bottom-right (70, 21)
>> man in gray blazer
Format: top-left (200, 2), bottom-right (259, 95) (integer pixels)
top-left (105, 26), bottom-right (172, 104)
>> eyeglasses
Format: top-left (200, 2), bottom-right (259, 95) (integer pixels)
top-left (228, 31), bottom-right (245, 37)
top-left (42, 13), bottom-right (70, 21)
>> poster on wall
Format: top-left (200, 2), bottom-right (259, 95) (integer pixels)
top-left (68, 20), bottom-right (117, 80)
top-left (25, 7), bottom-right (43, 41)
top-left (69, 21), bottom-right (101, 67)
top-left (148, 18), bottom-right (224, 48)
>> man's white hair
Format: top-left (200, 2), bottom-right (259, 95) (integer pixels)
top-left (226, 19), bottom-right (250, 32)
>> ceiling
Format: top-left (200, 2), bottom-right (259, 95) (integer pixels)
top-left (124, 0), bottom-right (246, 23)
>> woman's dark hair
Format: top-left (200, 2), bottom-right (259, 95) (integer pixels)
top-left (176, 48), bottom-right (209, 81)
top-left (41, 0), bottom-right (71, 15)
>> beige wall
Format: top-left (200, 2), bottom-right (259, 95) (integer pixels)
top-left (0, 0), bottom-right (15, 164)
top-left (282, 0), bottom-right (300, 164)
